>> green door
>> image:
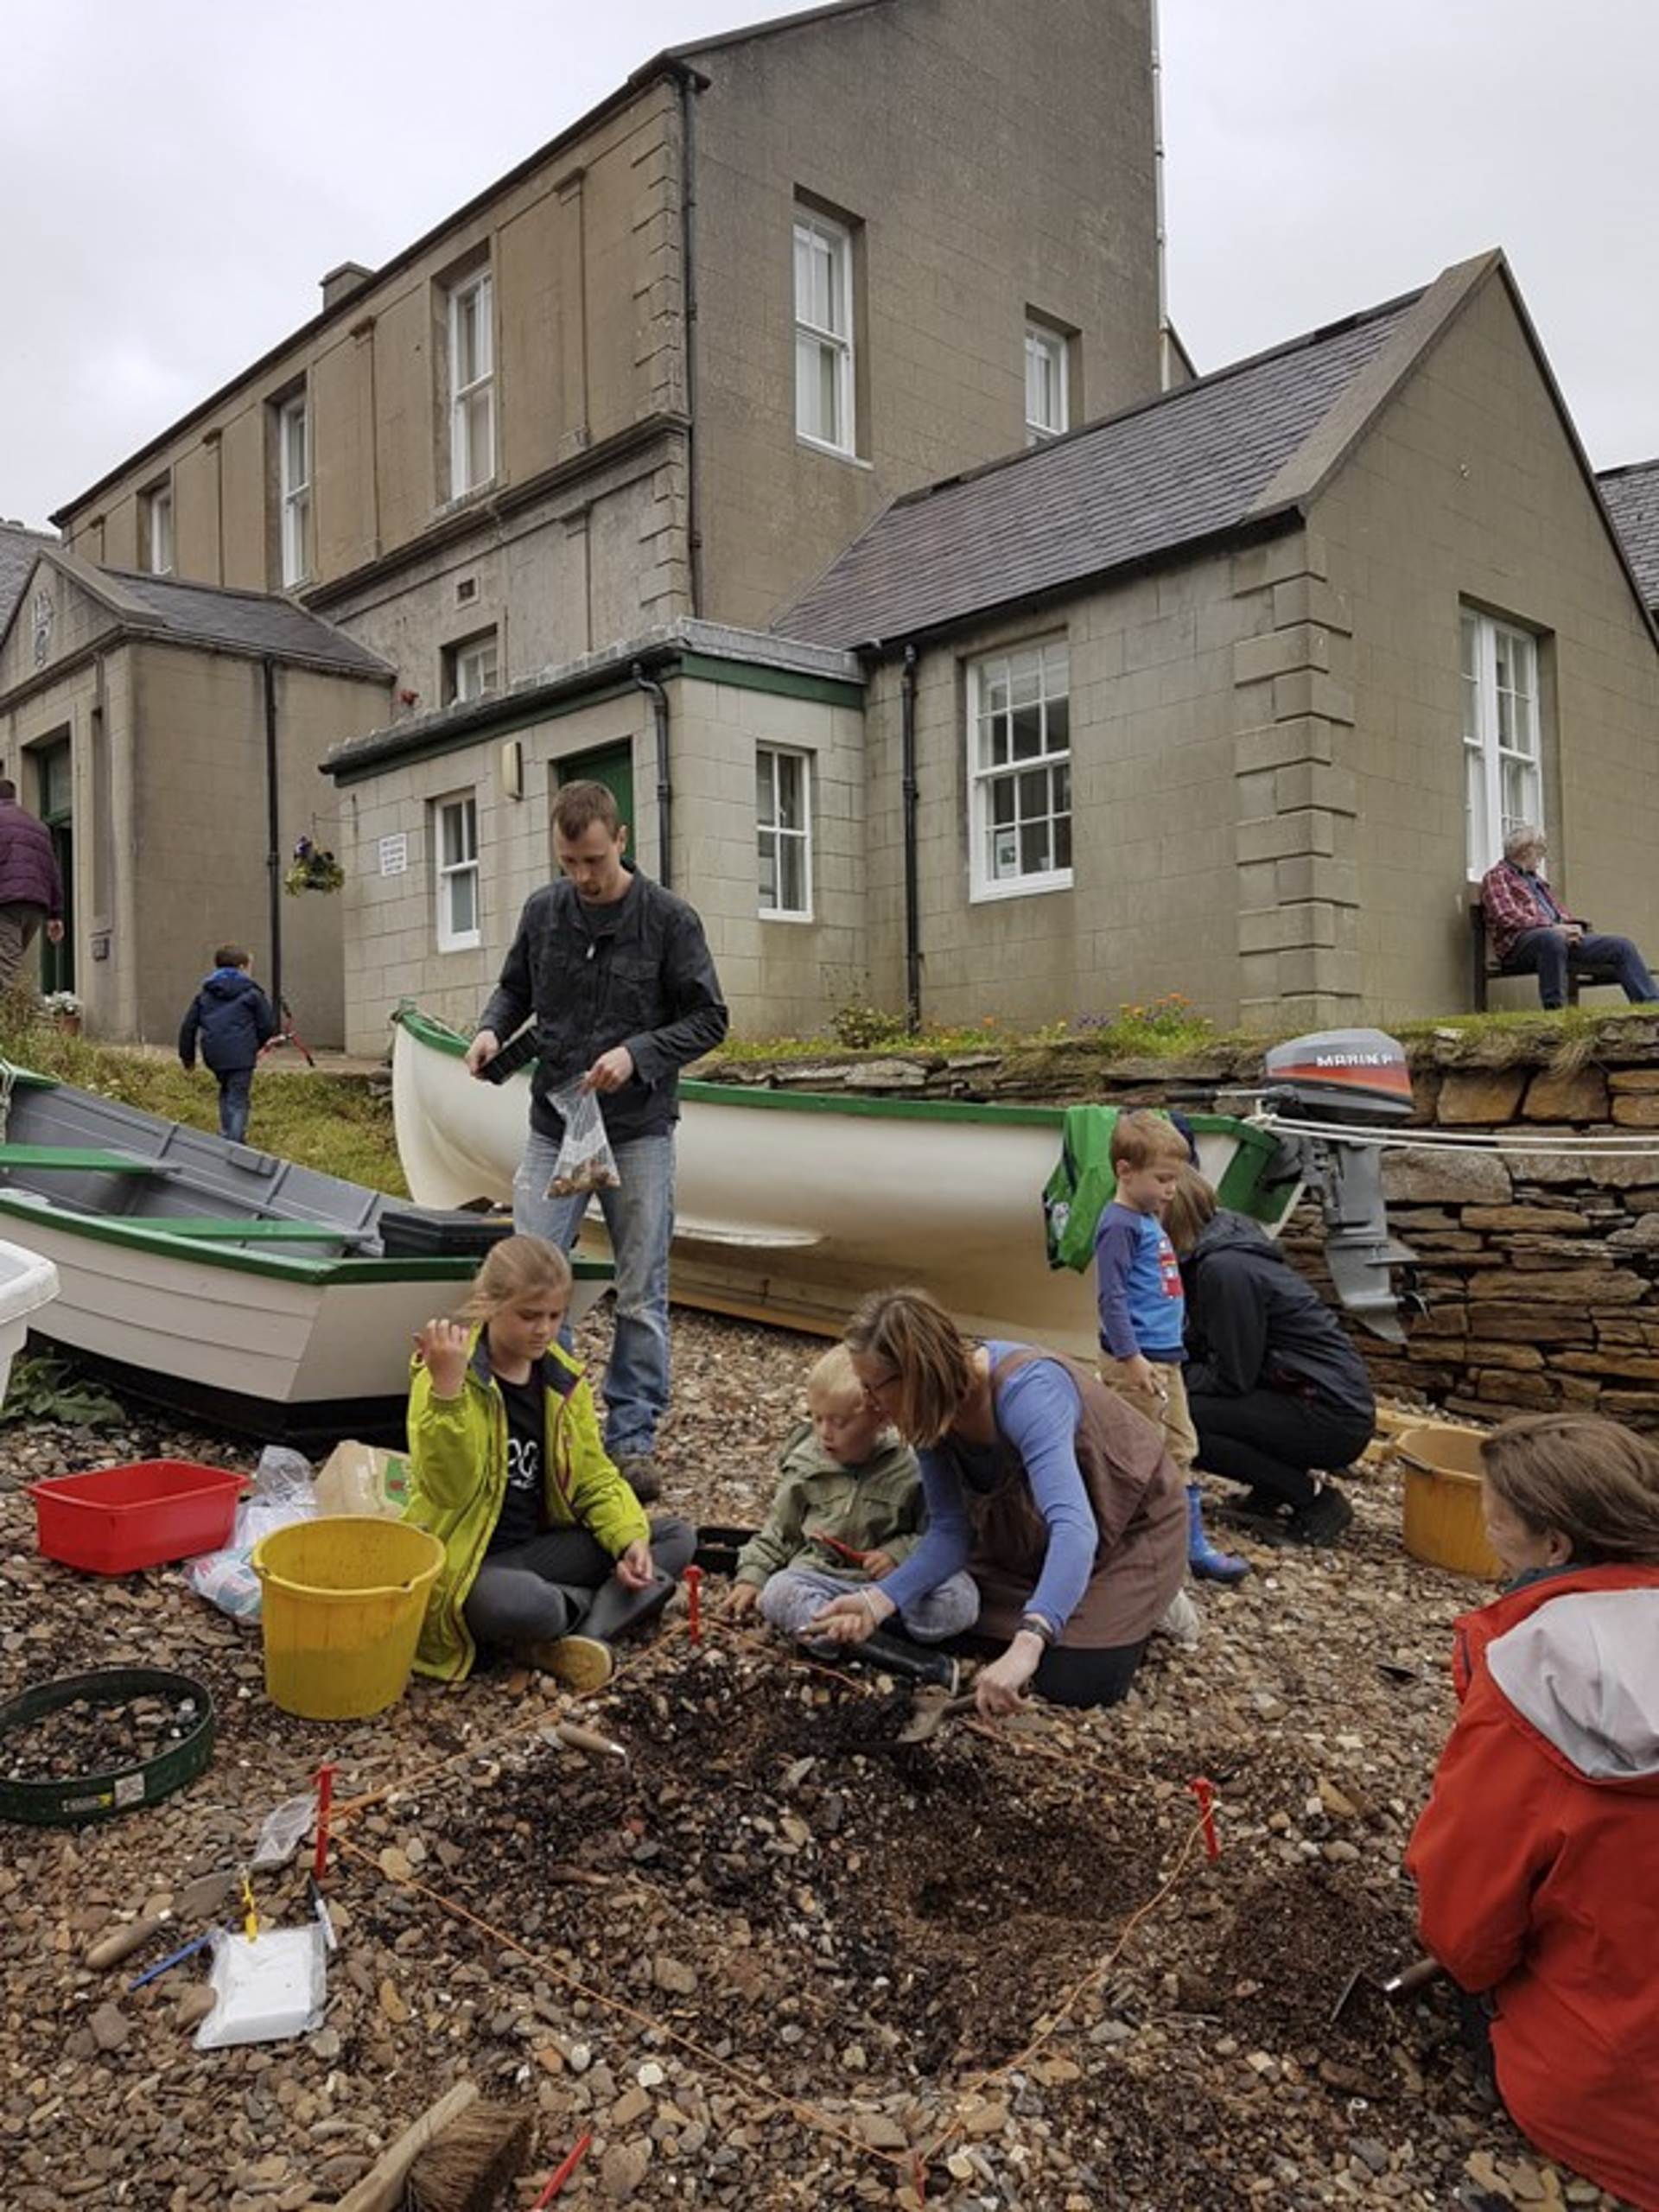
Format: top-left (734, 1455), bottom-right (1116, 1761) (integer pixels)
top-left (556, 743), bottom-right (636, 870)
top-left (37, 739), bottom-right (73, 995)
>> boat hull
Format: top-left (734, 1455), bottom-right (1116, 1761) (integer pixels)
top-left (0, 1073), bottom-right (609, 1446)
top-left (391, 1007), bottom-right (1295, 1362)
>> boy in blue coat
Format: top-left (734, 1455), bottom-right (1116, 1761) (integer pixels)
top-left (178, 944), bottom-right (278, 1143)
top-left (1093, 1110), bottom-right (1248, 1586)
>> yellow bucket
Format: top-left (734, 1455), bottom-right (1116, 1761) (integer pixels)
top-left (1395, 1424), bottom-right (1503, 1580)
top-left (251, 1516), bottom-right (443, 1719)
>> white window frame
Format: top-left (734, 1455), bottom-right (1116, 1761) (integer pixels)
top-left (448, 270), bottom-right (496, 499)
top-left (1462, 609), bottom-right (1543, 878)
top-left (277, 393), bottom-right (310, 587)
top-left (757, 746), bottom-right (813, 920)
top-left (968, 639), bottom-right (1072, 902)
top-left (448, 630), bottom-right (499, 704)
top-left (1025, 321), bottom-right (1069, 444)
top-left (793, 213), bottom-right (855, 455)
top-left (433, 791), bottom-right (480, 951)
top-left (143, 483), bottom-right (174, 576)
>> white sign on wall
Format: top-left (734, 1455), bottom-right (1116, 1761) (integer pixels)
top-left (379, 835), bottom-right (409, 877)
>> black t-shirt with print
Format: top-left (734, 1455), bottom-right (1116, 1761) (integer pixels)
top-left (488, 1370), bottom-right (545, 1553)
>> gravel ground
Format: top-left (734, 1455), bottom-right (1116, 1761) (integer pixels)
top-left (0, 1306), bottom-right (1635, 2211)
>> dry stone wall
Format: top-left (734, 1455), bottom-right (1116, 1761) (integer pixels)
top-left (1339, 1052), bottom-right (1659, 1428)
top-left (703, 1018), bottom-right (1659, 1428)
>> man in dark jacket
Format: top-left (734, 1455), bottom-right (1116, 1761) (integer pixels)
top-left (178, 945), bottom-right (278, 1143)
top-left (1172, 1177), bottom-right (1375, 1546)
top-left (0, 778), bottom-right (65, 995)
top-left (466, 781), bottom-right (728, 1502)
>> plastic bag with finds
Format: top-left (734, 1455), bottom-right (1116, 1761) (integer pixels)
top-left (544, 1083), bottom-right (622, 1198)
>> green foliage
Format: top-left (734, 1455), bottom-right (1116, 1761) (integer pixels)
top-left (0, 1351), bottom-right (124, 1427)
top-left (1070, 993), bottom-right (1217, 1058)
top-left (830, 993), bottom-right (914, 1050)
top-left (721, 987), bottom-right (1220, 1064)
top-left (283, 837), bottom-right (345, 895)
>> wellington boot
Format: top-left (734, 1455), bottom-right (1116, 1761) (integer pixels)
top-left (1187, 1484), bottom-right (1250, 1583)
top-left (842, 1630), bottom-right (960, 1693)
top-left (580, 1571), bottom-right (676, 1643)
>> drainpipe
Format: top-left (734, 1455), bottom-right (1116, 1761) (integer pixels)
top-left (632, 664), bottom-right (672, 887)
top-left (677, 68), bottom-right (704, 617)
top-left (900, 644), bottom-right (922, 1031)
top-left (262, 657), bottom-right (283, 1013)
top-left (1150, 0), bottom-right (1172, 388)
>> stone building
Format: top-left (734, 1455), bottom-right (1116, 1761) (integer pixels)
top-left (774, 251), bottom-right (1659, 1035)
top-left (326, 250), bottom-right (1659, 1050)
top-left (0, 550), bottom-right (389, 1042)
top-left (3, 0), bottom-right (1160, 1044)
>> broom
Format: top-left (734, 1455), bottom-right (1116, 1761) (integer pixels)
top-left (302, 2081), bottom-right (534, 2212)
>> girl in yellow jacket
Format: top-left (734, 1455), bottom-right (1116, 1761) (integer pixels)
top-left (404, 1236), bottom-right (695, 1687)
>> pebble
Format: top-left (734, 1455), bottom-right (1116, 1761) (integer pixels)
top-left (0, 1372), bottom-right (1634, 2211)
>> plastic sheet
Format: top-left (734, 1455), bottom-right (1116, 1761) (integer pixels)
top-left (184, 1446), bottom-right (317, 1623)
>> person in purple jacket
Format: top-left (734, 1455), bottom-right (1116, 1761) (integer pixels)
top-left (0, 778), bottom-right (65, 995)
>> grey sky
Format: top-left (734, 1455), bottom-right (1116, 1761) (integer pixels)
top-left (3, 1), bottom-right (1654, 532)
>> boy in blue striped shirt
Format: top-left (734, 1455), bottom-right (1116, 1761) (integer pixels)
top-left (1093, 1111), bottom-right (1247, 1586)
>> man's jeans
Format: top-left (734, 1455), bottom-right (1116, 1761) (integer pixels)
top-left (513, 1127), bottom-right (674, 1459)
top-left (1508, 926), bottom-right (1659, 1010)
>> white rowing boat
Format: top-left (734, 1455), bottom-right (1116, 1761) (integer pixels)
top-left (390, 1007), bottom-right (1312, 1359)
top-left (0, 1062), bottom-right (610, 1445)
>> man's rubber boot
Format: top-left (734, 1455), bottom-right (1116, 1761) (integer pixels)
top-left (1187, 1483), bottom-right (1250, 1583)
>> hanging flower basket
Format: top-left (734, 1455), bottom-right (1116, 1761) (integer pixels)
top-left (284, 837), bottom-right (344, 896)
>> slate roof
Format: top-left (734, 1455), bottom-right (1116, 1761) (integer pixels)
top-left (68, 563), bottom-right (391, 679)
top-left (779, 273), bottom-right (1449, 652)
top-left (1599, 461), bottom-right (1659, 613)
top-left (0, 524), bottom-right (57, 637)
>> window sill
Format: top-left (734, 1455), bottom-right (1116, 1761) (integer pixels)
top-left (760, 907), bottom-right (816, 925)
top-left (436, 480), bottom-right (499, 518)
top-left (794, 435), bottom-right (871, 471)
top-left (436, 935), bottom-right (483, 956)
top-left (969, 872), bottom-right (1074, 906)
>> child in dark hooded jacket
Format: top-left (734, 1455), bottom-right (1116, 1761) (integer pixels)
top-left (178, 944), bottom-right (278, 1143)
top-left (1166, 1167), bottom-right (1373, 1546)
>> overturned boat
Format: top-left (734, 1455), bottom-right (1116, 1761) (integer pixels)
top-left (0, 1062), bottom-right (612, 1446)
top-left (391, 1007), bottom-right (1413, 1357)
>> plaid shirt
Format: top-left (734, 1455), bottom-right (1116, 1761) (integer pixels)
top-left (1480, 860), bottom-right (1583, 964)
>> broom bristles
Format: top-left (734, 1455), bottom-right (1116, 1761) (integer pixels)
top-left (403, 2101), bottom-right (534, 2212)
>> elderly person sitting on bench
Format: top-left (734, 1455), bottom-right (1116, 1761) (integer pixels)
top-left (1479, 827), bottom-right (1658, 1011)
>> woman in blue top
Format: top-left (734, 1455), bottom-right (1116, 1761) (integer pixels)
top-left (810, 1287), bottom-right (1185, 1713)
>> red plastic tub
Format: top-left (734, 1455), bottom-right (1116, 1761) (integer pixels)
top-left (27, 1461), bottom-right (246, 1575)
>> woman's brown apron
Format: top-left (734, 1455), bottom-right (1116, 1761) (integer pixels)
top-left (944, 1346), bottom-right (1185, 1648)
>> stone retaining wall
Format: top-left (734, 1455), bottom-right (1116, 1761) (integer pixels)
top-left (703, 1018), bottom-right (1659, 1427)
top-left (1312, 1046), bottom-right (1659, 1428)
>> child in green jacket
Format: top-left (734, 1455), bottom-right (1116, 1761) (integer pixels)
top-left (404, 1235), bottom-right (694, 1688)
top-left (728, 1344), bottom-right (977, 1682)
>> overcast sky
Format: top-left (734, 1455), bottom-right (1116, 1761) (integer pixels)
top-left (3, 1), bottom-right (1655, 532)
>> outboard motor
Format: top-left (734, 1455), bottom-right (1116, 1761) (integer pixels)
top-left (1258, 1029), bottom-right (1416, 1342)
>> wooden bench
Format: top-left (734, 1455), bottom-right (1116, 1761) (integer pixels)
top-left (1467, 897), bottom-right (1621, 1012)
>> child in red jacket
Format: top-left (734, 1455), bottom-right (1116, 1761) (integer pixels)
top-left (1406, 1414), bottom-right (1659, 2209)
